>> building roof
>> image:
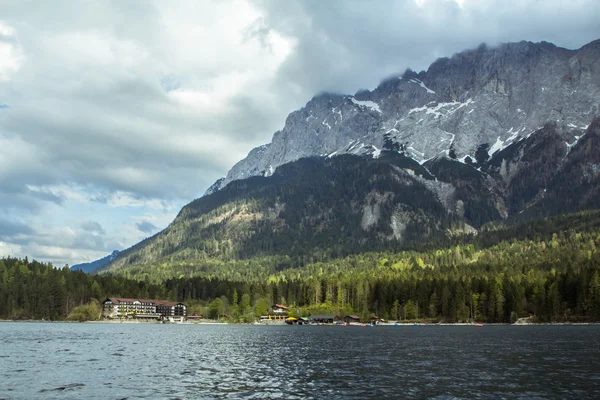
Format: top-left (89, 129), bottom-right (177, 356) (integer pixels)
top-left (345, 315), bottom-right (360, 319)
top-left (309, 315), bottom-right (337, 320)
top-left (155, 300), bottom-right (184, 307)
top-left (102, 297), bottom-right (184, 307)
top-left (272, 304), bottom-right (288, 309)
top-left (104, 297), bottom-right (140, 304)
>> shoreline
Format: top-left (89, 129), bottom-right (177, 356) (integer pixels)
top-left (1, 319), bottom-right (598, 326)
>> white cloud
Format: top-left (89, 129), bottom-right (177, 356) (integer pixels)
top-left (26, 183), bottom-right (177, 211)
top-left (0, 21), bottom-right (23, 81)
top-left (0, 241), bottom-right (22, 257)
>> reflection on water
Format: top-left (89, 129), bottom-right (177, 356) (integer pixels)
top-left (0, 323), bottom-right (599, 399)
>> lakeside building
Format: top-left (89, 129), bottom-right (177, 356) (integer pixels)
top-left (271, 304), bottom-right (289, 314)
top-left (258, 304), bottom-right (290, 322)
top-left (284, 317), bottom-right (310, 325)
top-left (344, 315), bottom-right (361, 324)
top-left (101, 298), bottom-right (187, 321)
top-left (309, 315), bottom-right (339, 324)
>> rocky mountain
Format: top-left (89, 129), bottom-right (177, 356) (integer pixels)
top-left (102, 118), bottom-right (600, 276)
top-left (207, 39), bottom-right (600, 194)
top-left (98, 39), bottom-right (600, 277)
top-left (71, 250), bottom-right (119, 274)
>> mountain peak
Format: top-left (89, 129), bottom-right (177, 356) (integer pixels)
top-left (206, 38), bottom-right (600, 194)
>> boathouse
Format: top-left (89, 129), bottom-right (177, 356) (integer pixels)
top-left (309, 315), bottom-right (338, 324)
top-left (344, 315), bottom-right (361, 324)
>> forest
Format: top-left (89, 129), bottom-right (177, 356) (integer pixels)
top-left (107, 153), bottom-right (488, 272)
top-left (2, 210), bottom-right (600, 323)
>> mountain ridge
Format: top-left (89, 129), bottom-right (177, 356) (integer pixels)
top-left (206, 38), bottom-right (600, 194)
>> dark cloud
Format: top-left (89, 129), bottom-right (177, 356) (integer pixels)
top-left (80, 220), bottom-right (105, 235)
top-left (0, 218), bottom-right (33, 239)
top-left (28, 189), bottom-right (64, 206)
top-left (136, 221), bottom-right (158, 234)
top-left (258, 0), bottom-right (600, 98)
top-left (70, 231), bottom-right (108, 252)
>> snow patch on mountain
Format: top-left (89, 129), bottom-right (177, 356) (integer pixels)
top-left (409, 78), bottom-right (435, 94)
top-left (350, 97), bottom-right (382, 113)
top-left (264, 165), bottom-right (275, 177)
top-left (408, 98), bottom-right (474, 119)
top-left (371, 145), bottom-right (382, 158)
top-left (489, 127), bottom-right (523, 156)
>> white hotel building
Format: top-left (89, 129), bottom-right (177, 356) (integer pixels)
top-left (101, 297), bottom-right (187, 321)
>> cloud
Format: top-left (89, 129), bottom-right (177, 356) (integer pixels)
top-left (0, 218), bottom-right (33, 239)
top-left (257, 0), bottom-right (600, 97)
top-left (0, 241), bottom-right (22, 258)
top-left (0, 2), bottom-right (294, 205)
top-left (0, 0), bottom-right (598, 265)
top-left (136, 221), bottom-right (158, 234)
top-left (0, 222), bottom-right (115, 266)
top-left (80, 220), bottom-right (105, 235)
top-left (0, 21), bottom-right (23, 81)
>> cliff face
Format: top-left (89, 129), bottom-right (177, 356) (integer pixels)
top-left (208, 39), bottom-right (600, 193)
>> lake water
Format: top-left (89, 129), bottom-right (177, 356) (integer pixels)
top-left (0, 323), bottom-right (599, 399)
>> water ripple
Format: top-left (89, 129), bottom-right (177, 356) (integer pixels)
top-left (0, 324), bottom-right (599, 399)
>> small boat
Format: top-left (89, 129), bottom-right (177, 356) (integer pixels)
top-left (475, 323), bottom-right (483, 327)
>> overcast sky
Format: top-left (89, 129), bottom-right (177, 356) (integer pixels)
top-left (0, 0), bottom-right (598, 266)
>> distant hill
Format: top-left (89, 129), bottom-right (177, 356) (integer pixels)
top-left (71, 250), bottom-right (119, 274)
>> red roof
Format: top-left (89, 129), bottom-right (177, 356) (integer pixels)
top-left (103, 297), bottom-right (183, 307)
top-left (273, 304), bottom-right (288, 310)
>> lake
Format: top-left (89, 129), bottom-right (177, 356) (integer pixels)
top-left (0, 323), bottom-right (599, 399)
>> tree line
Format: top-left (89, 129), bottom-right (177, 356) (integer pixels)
top-left (0, 257), bottom-right (165, 320)
top-left (2, 211), bottom-right (600, 323)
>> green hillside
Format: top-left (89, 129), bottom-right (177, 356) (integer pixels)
top-left (99, 210), bottom-right (600, 323)
top-left (107, 152), bottom-right (480, 275)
